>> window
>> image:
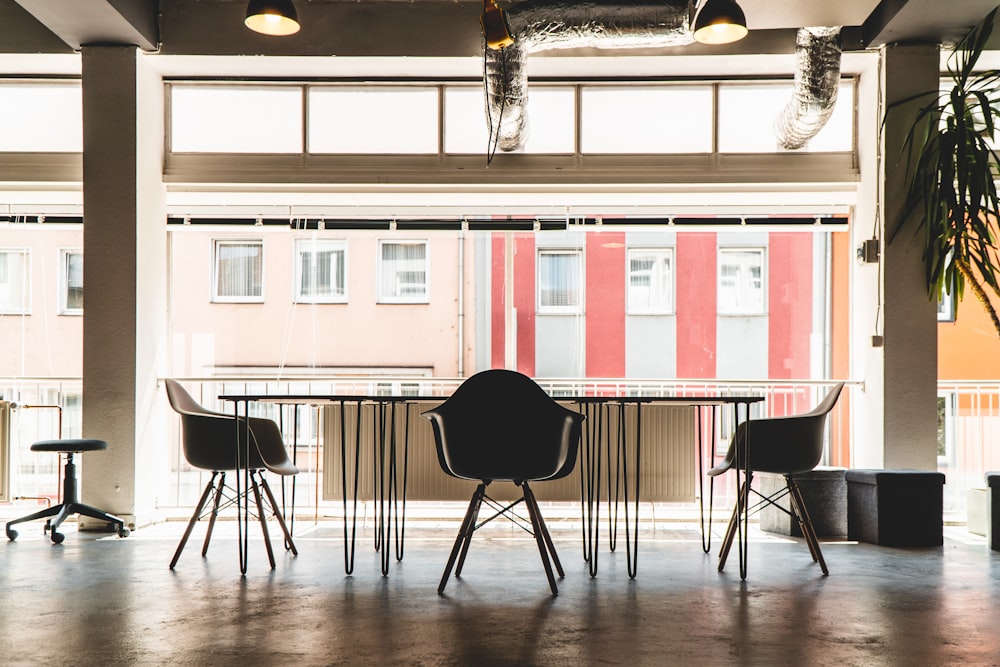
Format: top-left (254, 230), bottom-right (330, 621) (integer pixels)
top-left (938, 284), bottom-right (957, 322)
top-left (538, 249), bottom-right (582, 312)
top-left (378, 241), bottom-right (428, 303)
top-left (59, 249), bottom-right (83, 315)
top-left (308, 87), bottom-right (439, 154)
top-left (444, 86), bottom-right (576, 154)
top-left (295, 240), bottom-right (346, 303)
top-left (213, 240), bottom-right (263, 302)
top-left (627, 248), bottom-right (673, 314)
top-left (580, 85), bottom-right (714, 153)
top-left (0, 249), bottom-right (30, 314)
top-left (718, 248), bottom-right (765, 315)
top-left (170, 85), bottom-right (303, 153)
top-left (937, 392), bottom-right (956, 465)
top-left (0, 83), bottom-right (82, 152)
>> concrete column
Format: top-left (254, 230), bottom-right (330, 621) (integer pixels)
top-left (80, 46), bottom-right (167, 529)
top-left (851, 44), bottom-right (940, 470)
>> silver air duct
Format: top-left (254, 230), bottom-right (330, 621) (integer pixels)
top-left (485, 0), bottom-right (694, 152)
top-left (774, 26), bottom-right (843, 151)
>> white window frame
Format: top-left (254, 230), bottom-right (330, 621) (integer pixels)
top-left (0, 248), bottom-right (31, 315)
top-left (377, 239), bottom-right (429, 304)
top-left (537, 248), bottom-right (583, 314)
top-left (627, 247), bottom-right (674, 315)
top-left (294, 239), bottom-right (347, 304)
top-left (58, 248), bottom-right (83, 315)
top-left (212, 239), bottom-right (264, 303)
top-left (718, 247), bottom-right (766, 315)
top-left (937, 391), bottom-right (957, 465)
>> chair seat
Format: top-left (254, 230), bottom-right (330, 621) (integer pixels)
top-left (30, 439), bottom-right (108, 454)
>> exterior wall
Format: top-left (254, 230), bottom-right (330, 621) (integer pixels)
top-left (0, 224), bottom-right (83, 377)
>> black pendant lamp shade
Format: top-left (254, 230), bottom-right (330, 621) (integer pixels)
top-left (693, 0), bottom-right (748, 45)
top-left (245, 0), bottom-right (300, 36)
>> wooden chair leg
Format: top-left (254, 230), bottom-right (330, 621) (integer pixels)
top-left (523, 482), bottom-right (559, 596)
top-left (202, 472), bottom-right (226, 557)
top-left (455, 489), bottom-right (484, 577)
top-left (787, 478), bottom-right (829, 575)
top-left (524, 483), bottom-right (564, 578)
top-left (439, 484), bottom-right (485, 594)
top-left (170, 473), bottom-right (217, 569)
top-left (717, 478), bottom-right (748, 572)
top-left (251, 472), bottom-right (276, 570)
top-left (258, 475), bottom-right (298, 556)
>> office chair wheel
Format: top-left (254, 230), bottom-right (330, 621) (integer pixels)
top-left (118, 527), bottom-right (130, 538)
top-left (6, 527), bottom-right (17, 541)
top-left (51, 531), bottom-right (65, 544)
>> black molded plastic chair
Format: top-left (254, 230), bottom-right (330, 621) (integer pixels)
top-left (422, 369), bottom-right (584, 595)
top-left (164, 378), bottom-right (298, 570)
top-left (708, 383), bottom-right (844, 576)
top-left (5, 439), bottom-right (130, 543)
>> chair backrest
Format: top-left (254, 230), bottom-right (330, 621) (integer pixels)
top-left (164, 379), bottom-right (267, 472)
top-left (736, 382), bottom-right (845, 475)
top-left (422, 369), bottom-right (584, 484)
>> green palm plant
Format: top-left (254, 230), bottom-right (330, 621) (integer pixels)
top-left (892, 7), bottom-right (1000, 336)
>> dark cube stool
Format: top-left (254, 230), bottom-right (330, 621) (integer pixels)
top-left (760, 467), bottom-right (847, 537)
top-left (846, 469), bottom-right (945, 547)
top-left (988, 472), bottom-right (1000, 552)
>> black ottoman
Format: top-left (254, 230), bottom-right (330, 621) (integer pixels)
top-left (759, 467), bottom-right (847, 538)
top-left (845, 469), bottom-right (945, 547)
top-left (988, 472), bottom-right (1000, 552)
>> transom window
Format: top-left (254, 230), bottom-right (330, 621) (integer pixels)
top-left (59, 249), bottom-right (83, 315)
top-left (627, 248), bottom-right (674, 314)
top-left (718, 248), bottom-right (765, 315)
top-left (0, 248), bottom-right (30, 314)
top-left (378, 240), bottom-right (428, 303)
top-left (213, 240), bottom-right (264, 303)
top-left (538, 249), bottom-right (583, 313)
top-left (295, 239), bottom-right (347, 303)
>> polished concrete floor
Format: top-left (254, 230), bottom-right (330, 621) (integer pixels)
top-left (1, 511), bottom-right (999, 667)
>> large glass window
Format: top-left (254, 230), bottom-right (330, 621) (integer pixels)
top-left (718, 248), bottom-right (765, 315)
top-left (538, 249), bottom-right (583, 312)
top-left (295, 239), bottom-right (346, 303)
top-left (627, 248), bottom-right (673, 314)
top-left (308, 87), bottom-right (439, 153)
top-left (171, 85), bottom-right (303, 153)
top-left (444, 86), bottom-right (576, 154)
top-left (378, 240), bottom-right (428, 303)
top-left (213, 240), bottom-right (264, 302)
top-left (580, 85), bottom-right (714, 153)
top-left (59, 249), bottom-right (83, 315)
top-left (0, 249), bottom-right (30, 314)
top-left (0, 83), bottom-right (82, 152)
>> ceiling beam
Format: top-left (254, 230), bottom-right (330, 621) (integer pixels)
top-left (862, 0), bottom-right (997, 48)
top-left (13, 0), bottom-right (158, 51)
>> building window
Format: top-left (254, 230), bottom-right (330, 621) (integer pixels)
top-left (937, 392), bottom-right (956, 465)
top-left (59, 249), bottom-right (83, 315)
top-left (378, 240), bottom-right (428, 303)
top-left (718, 248), bottom-right (765, 315)
top-left (0, 249), bottom-right (30, 314)
top-left (538, 249), bottom-right (582, 313)
top-left (937, 285), bottom-right (957, 322)
top-left (295, 239), bottom-right (346, 303)
top-left (627, 248), bottom-right (674, 314)
top-left (213, 240), bottom-right (263, 303)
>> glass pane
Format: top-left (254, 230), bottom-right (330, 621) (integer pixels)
top-left (718, 82), bottom-right (854, 153)
top-left (539, 251), bottom-right (581, 308)
top-left (628, 248), bottom-right (673, 312)
top-left (444, 86), bottom-right (576, 154)
top-left (581, 86), bottom-right (713, 153)
top-left (171, 85), bottom-right (303, 153)
top-left (297, 240), bottom-right (345, 302)
top-left (0, 83), bottom-right (81, 151)
top-left (309, 87), bottom-right (438, 153)
top-left (64, 251), bottom-right (83, 311)
top-left (379, 241), bottom-right (428, 300)
top-left (718, 248), bottom-right (764, 314)
top-left (215, 241), bottom-right (263, 299)
top-left (0, 249), bottom-right (30, 312)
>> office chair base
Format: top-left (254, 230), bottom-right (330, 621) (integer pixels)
top-left (6, 501), bottom-right (130, 544)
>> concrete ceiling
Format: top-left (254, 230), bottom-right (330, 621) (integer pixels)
top-left (2, 0), bottom-right (999, 57)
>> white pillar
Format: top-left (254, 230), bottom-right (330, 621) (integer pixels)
top-left (852, 44), bottom-right (940, 471)
top-left (80, 46), bottom-right (167, 528)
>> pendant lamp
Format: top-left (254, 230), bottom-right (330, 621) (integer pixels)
top-left (245, 0), bottom-right (300, 36)
top-left (693, 0), bottom-right (748, 45)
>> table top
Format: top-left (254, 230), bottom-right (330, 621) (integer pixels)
top-left (219, 393), bottom-right (765, 406)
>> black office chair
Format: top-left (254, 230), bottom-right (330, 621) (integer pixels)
top-left (709, 383), bottom-right (844, 576)
top-left (422, 369), bottom-right (584, 596)
top-left (164, 378), bottom-right (298, 570)
top-left (6, 439), bottom-right (130, 544)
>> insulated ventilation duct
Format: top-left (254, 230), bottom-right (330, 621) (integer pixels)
top-left (774, 26), bottom-right (843, 150)
top-left (485, 0), bottom-right (694, 152)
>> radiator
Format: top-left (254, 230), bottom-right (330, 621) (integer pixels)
top-left (322, 401), bottom-right (696, 504)
top-left (0, 401), bottom-right (10, 503)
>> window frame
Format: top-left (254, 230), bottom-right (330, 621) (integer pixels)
top-left (58, 248), bottom-right (83, 315)
top-left (537, 248), bottom-right (584, 314)
top-left (626, 247), bottom-right (675, 315)
top-left (212, 239), bottom-right (265, 304)
top-left (377, 239), bottom-right (429, 304)
top-left (294, 238), bottom-right (348, 304)
top-left (0, 248), bottom-right (31, 315)
top-left (717, 247), bottom-right (766, 316)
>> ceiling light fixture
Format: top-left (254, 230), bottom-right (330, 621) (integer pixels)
top-left (245, 0), bottom-right (300, 36)
top-left (481, 0), bottom-right (514, 50)
top-left (692, 0), bottom-right (748, 45)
